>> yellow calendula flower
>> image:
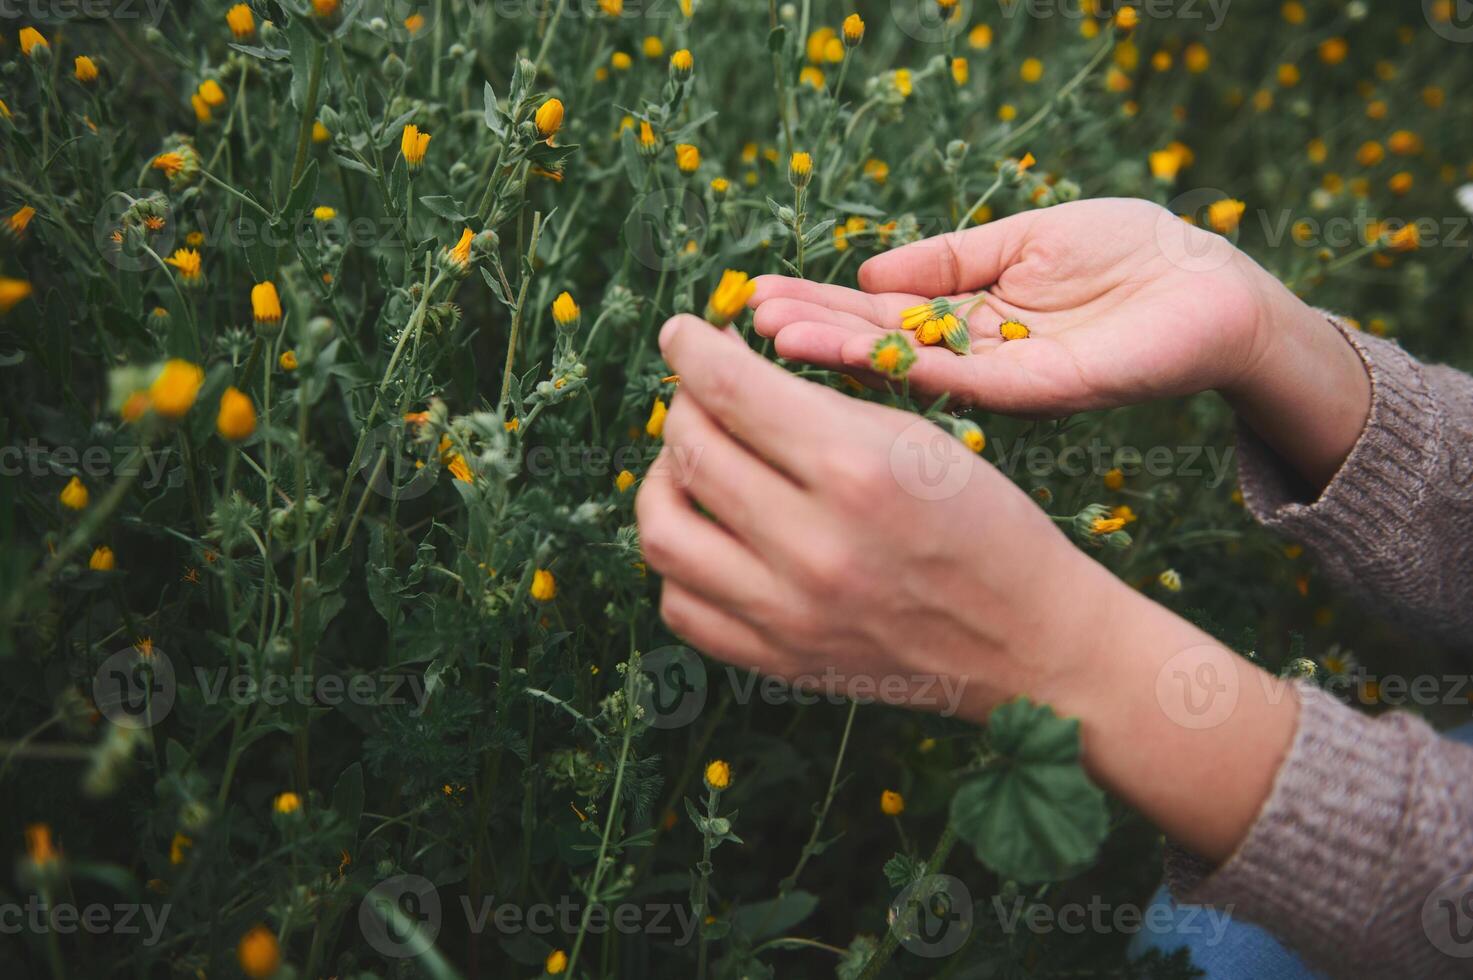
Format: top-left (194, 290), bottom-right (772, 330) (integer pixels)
top-left (1207, 198), bottom-right (1246, 234)
top-left (1356, 140), bottom-right (1385, 167)
top-left (312, 0), bottom-right (338, 17)
top-left (1110, 504), bottom-right (1137, 525)
top-left (551, 291), bottom-right (580, 326)
top-left (674, 143), bottom-right (701, 173)
top-left (198, 79), bottom-right (227, 107)
top-left (191, 93), bottom-right (214, 125)
top-left (404, 12), bottom-right (425, 32)
top-left (999, 319), bottom-right (1031, 341)
top-left (863, 158), bottom-right (889, 184)
top-left (642, 35), bottom-right (664, 58)
top-left (1388, 130), bottom-right (1423, 156)
top-left (788, 151), bottom-right (813, 189)
top-left (312, 119), bottom-right (331, 142)
top-left (530, 568), bottom-right (557, 602)
top-left (1020, 58), bottom-right (1044, 84)
top-left (611, 51), bottom-right (632, 71)
top-left (1158, 569), bottom-right (1183, 593)
top-left (0, 278), bottom-right (33, 315)
top-left (7, 205), bottom-right (36, 238)
top-left (1184, 42), bottom-right (1209, 73)
top-left (880, 790), bottom-right (905, 815)
top-left (615, 469), bottom-right (636, 493)
top-left (273, 791), bottom-right (302, 814)
top-left (165, 248), bottom-right (203, 283)
top-left (60, 475), bottom-right (90, 510)
top-left (150, 360), bottom-right (205, 419)
top-left (959, 422), bottom-right (985, 454)
top-left (709, 177), bottom-right (730, 196)
top-left (279, 350), bottom-right (299, 371)
top-left (843, 13), bottom-right (864, 46)
top-left (951, 57), bottom-right (969, 86)
top-left (893, 68), bottom-right (913, 97)
top-left (638, 120), bottom-right (658, 153)
top-left (26, 824), bottom-right (58, 866)
top-left (535, 98), bottom-right (564, 139)
top-left (447, 227), bottom-right (475, 268)
top-left (225, 3), bottom-right (255, 38)
top-left (74, 56), bottom-right (100, 84)
top-left (669, 48), bottom-right (693, 79)
top-left (599, 0), bottom-right (622, 14)
top-left (704, 759), bottom-right (731, 791)
top-left (237, 926), bottom-right (280, 980)
top-left (799, 65), bottom-right (826, 89)
top-left (645, 397), bottom-right (668, 438)
top-left (969, 24), bottom-right (993, 48)
top-left (870, 332), bottom-right (915, 380)
top-left (1114, 6), bottom-right (1138, 31)
top-left (545, 949), bottom-right (569, 975)
top-left (401, 124), bottom-right (431, 170)
top-left (89, 546), bottom-right (116, 571)
top-left (1318, 37), bottom-right (1348, 65)
top-left (251, 281), bottom-right (282, 327)
top-left (1388, 172), bottom-right (1413, 196)
top-left (216, 387), bottom-right (257, 442)
top-left (705, 269), bottom-right (756, 327)
top-left (313, 205), bottom-right (336, 222)
top-left (1091, 516), bottom-right (1127, 535)
top-left (169, 832), bottom-right (193, 865)
top-left (1104, 467), bottom-right (1124, 490)
top-left (1277, 63), bottom-right (1300, 87)
top-left (1149, 149), bottom-right (1183, 182)
top-left (19, 27), bottom-right (48, 57)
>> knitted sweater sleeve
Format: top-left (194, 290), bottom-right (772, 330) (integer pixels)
top-left (1234, 317), bottom-right (1473, 643)
top-left (1162, 320), bottom-right (1473, 978)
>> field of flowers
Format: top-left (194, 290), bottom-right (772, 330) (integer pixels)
top-left (2, 0), bottom-right (1471, 976)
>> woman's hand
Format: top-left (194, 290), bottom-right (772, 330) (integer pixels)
top-left (752, 198), bottom-right (1279, 414)
top-left (752, 197), bottom-right (1372, 489)
top-left (638, 314), bottom-right (1301, 865)
top-left (637, 314), bottom-right (1119, 723)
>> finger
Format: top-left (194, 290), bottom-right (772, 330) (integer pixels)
top-left (660, 393), bottom-right (816, 558)
top-left (752, 296), bottom-right (878, 339)
top-left (770, 320), bottom-right (855, 367)
top-left (857, 212), bottom-right (1039, 296)
top-left (751, 276), bottom-right (929, 328)
top-left (657, 314), bottom-right (852, 484)
top-left (657, 580), bottom-right (786, 674)
top-left (635, 451), bottom-right (784, 609)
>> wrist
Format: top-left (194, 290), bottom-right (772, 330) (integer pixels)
top-left (1220, 274), bottom-right (1372, 490)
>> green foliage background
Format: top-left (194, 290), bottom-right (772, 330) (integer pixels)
top-left (1, 0), bottom-right (1469, 976)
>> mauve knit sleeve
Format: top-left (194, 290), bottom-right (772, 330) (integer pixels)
top-left (1235, 316), bottom-right (1473, 643)
top-left (1161, 319), bottom-right (1473, 978)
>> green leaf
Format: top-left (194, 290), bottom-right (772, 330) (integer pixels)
top-left (949, 697), bottom-right (1107, 883)
top-left (483, 81), bottom-right (505, 138)
top-left (419, 195), bottom-right (470, 223)
top-left (767, 24), bottom-right (787, 54)
top-left (731, 889), bottom-right (817, 941)
top-left (283, 158), bottom-right (318, 223)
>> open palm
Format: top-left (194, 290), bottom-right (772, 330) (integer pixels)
top-left (750, 198), bottom-right (1281, 415)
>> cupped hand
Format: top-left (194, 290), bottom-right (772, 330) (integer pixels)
top-left (635, 315), bottom-right (1136, 721)
top-left (751, 198), bottom-right (1289, 416)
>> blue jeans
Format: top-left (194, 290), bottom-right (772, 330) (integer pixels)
top-left (1129, 721), bottom-right (1473, 978)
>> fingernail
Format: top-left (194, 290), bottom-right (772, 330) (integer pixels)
top-left (658, 316), bottom-right (681, 352)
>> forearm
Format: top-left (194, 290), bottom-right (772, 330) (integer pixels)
top-left (1047, 573), bottom-right (1298, 864)
top-left (1222, 278), bottom-right (1372, 491)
